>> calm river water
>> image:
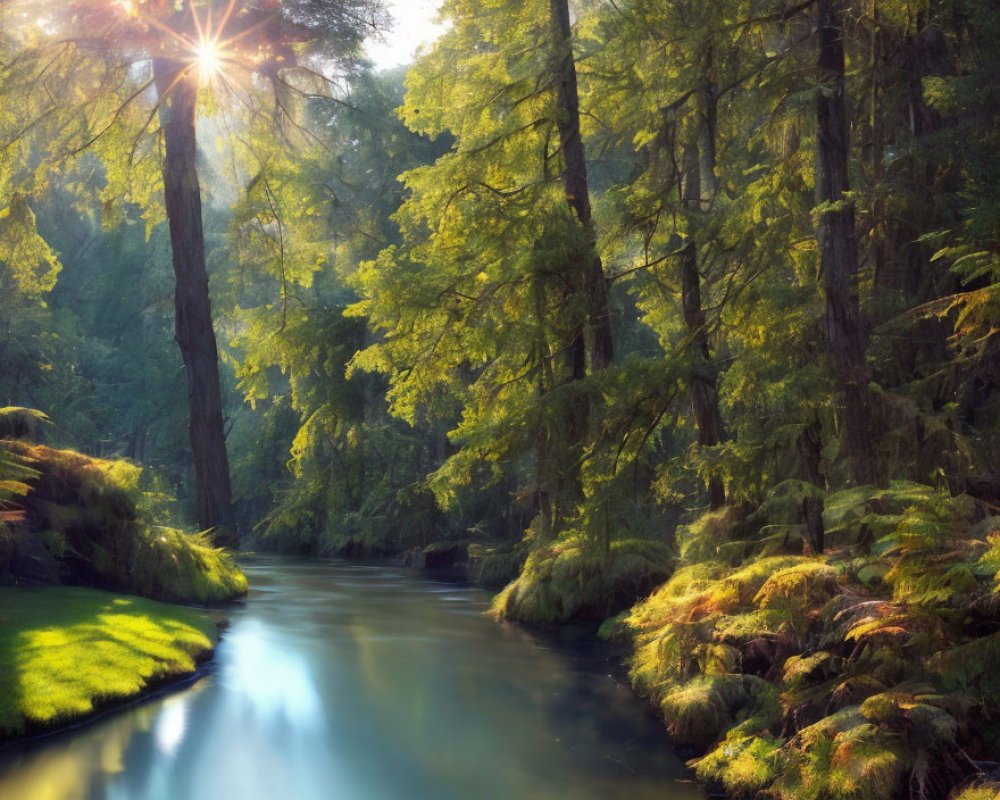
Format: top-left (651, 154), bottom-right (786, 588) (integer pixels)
top-left (0, 558), bottom-right (704, 800)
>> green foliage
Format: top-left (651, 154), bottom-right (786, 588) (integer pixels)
top-left (950, 784), bottom-right (1000, 800)
top-left (0, 586), bottom-right (215, 737)
top-left (660, 673), bottom-right (780, 749)
top-left (467, 543), bottom-right (524, 588)
top-left (491, 536), bottom-right (672, 625)
top-left (616, 500), bottom-right (1000, 800)
top-left (2, 441), bottom-right (246, 603)
top-left (694, 730), bottom-right (781, 795)
top-left (3, 0), bottom-right (1000, 792)
top-left (826, 483), bottom-right (988, 606)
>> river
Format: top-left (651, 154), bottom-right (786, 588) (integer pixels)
top-left (0, 558), bottom-right (704, 800)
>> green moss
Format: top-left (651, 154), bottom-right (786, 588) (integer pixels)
top-left (597, 610), bottom-right (629, 642)
top-left (950, 782), bottom-right (1000, 800)
top-left (129, 526), bottom-right (249, 604)
top-left (660, 675), bottom-right (741, 747)
top-left (753, 561), bottom-right (839, 611)
top-left (2, 442), bottom-right (247, 604)
top-left (714, 609), bottom-right (796, 642)
top-left (709, 556), bottom-right (811, 614)
top-left (507, 494), bottom-right (1000, 800)
top-left (694, 731), bottom-right (782, 794)
top-left (0, 586), bottom-right (215, 737)
top-left (827, 735), bottom-right (905, 800)
top-left (491, 536), bottom-right (671, 624)
top-left (625, 561), bottom-right (729, 630)
top-left (675, 506), bottom-right (745, 563)
top-left (468, 545), bottom-right (522, 588)
top-left (772, 713), bottom-right (904, 800)
top-left (659, 673), bottom-right (780, 749)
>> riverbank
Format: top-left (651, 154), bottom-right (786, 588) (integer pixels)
top-left (0, 558), bottom-right (704, 800)
top-left (0, 586), bottom-right (219, 744)
top-left (374, 492), bottom-right (1000, 800)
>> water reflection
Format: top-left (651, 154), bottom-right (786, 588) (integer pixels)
top-left (152, 697), bottom-right (187, 758)
top-left (0, 559), bottom-right (704, 800)
top-left (223, 619), bottom-right (324, 733)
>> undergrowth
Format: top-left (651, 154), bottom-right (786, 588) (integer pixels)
top-left (2, 440), bottom-right (247, 603)
top-left (491, 535), bottom-right (672, 624)
top-left (604, 483), bottom-right (1000, 800)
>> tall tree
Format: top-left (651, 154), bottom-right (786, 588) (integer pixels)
top-left (153, 56), bottom-right (233, 534)
top-left (0, 0), bottom-right (385, 540)
top-left (354, 0), bottom-right (615, 540)
top-left (815, 0), bottom-right (880, 487)
top-left (549, 0), bottom-right (613, 373)
top-left (678, 49), bottom-right (726, 510)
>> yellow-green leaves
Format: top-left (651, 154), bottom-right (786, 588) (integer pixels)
top-left (0, 196), bottom-right (59, 296)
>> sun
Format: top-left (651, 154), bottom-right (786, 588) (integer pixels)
top-left (194, 37), bottom-right (222, 80)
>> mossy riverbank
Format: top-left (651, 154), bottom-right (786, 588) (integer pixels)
top-left (486, 483), bottom-right (1000, 800)
top-left (0, 421), bottom-right (247, 744)
top-left (1, 440), bottom-right (247, 604)
top-left (0, 586), bottom-right (218, 742)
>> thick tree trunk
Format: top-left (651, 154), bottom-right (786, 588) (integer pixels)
top-left (815, 0), bottom-right (880, 487)
top-left (681, 244), bottom-right (725, 508)
top-left (153, 58), bottom-right (235, 544)
top-left (549, 0), bottom-right (614, 371)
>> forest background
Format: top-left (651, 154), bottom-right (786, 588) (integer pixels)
top-left (3, 0), bottom-right (1000, 797)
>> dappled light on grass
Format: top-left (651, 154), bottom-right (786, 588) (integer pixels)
top-left (0, 586), bottom-right (215, 736)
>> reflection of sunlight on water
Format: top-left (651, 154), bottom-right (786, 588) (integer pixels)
top-left (224, 619), bottom-right (325, 732)
top-left (153, 696), bottom-right (187, 757)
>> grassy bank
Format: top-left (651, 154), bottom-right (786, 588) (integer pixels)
top-left (0, 586), bottom-right (217, 739)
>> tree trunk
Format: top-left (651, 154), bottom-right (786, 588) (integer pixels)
top-left (815, 0), bottom-right (880, 487)
top-left (549, 0), bottom-right (614, 371)
top-left (680, 73), bottom-right (725, 509)
top-left (796, 419), bottom-right (825, 553)
top-left (153, 58), bottom-right (235, 544)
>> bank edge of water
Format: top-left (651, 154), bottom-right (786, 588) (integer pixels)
top-left (357, 543), bottom-right (1000, 800)
top-left (372, 548), bottom-right (713, 794)
top-left (0, 585), bottom-right (228, 748)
